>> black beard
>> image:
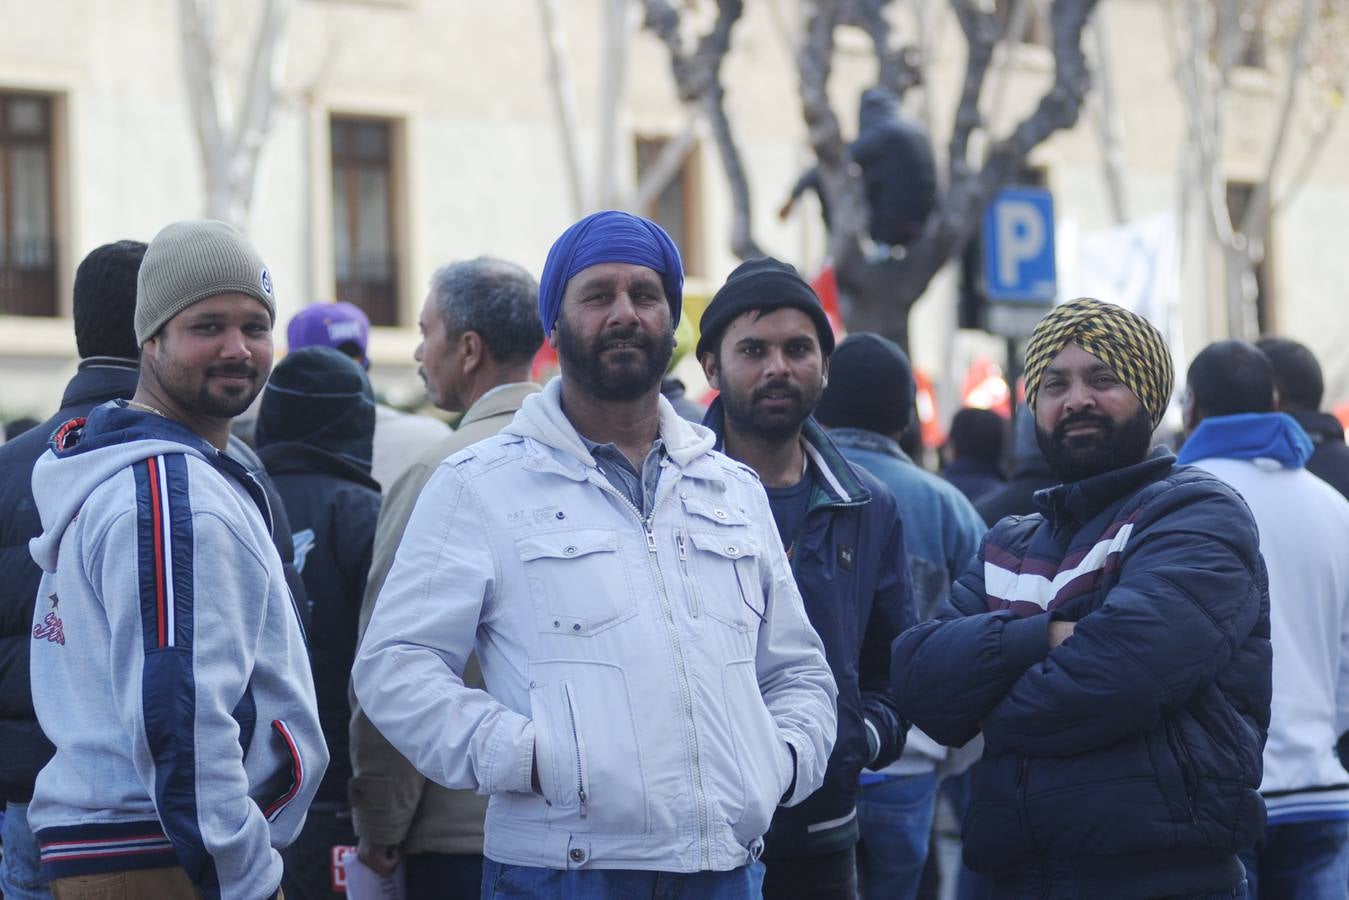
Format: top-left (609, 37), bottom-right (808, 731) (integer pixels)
top-left (1036, 406), bottom-right (1154, 483)
top-left (152, 355), bottom-right (263, 420)
top-left (720, 376), bottom-right (823, 443)
top-left (556, 315), bottom-right (675, 403)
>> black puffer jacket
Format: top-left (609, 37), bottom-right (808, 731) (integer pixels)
top-left (0, 359), bottom-right (138, 802)
top-left (893, 450), bottom-right (1271, 898)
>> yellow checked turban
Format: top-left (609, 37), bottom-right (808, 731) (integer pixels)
top-left (1023, 298), bottom-right (1174, 430)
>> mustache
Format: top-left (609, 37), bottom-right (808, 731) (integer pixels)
top-left (1052, 411), bottom-right (1114, 441)
top-left (206, 364), bottom-right (258, 379)
top-left (597, 328), bottom-right (652, 351)
top-left (752, 379), bottom-right (804, 404)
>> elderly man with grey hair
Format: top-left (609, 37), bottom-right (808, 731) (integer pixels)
top-left (347, 257), bottom-right (543, 899)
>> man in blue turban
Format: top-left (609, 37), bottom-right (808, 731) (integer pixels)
top-left (353, 210), bottom-right (839, 898)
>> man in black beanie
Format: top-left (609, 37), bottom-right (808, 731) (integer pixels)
top-left (815, 333), bottom-right (987, 899)
top-left (0, 240), bottom-right (146, 899)
top-left (256, 346), bottom-right (382, 900)
top-left (698, 258), bottom-right (916, 900)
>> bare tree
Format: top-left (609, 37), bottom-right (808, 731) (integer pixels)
top-left (798, 0), bottom-right (1101, 349)
top-left (178, 0), bottom-right (292, 229)
top-left (1167, 0), bottom-right (1346, 339)
top-left (642, 0), bottom-right (764, 259)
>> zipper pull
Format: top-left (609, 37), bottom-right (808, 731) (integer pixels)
top-left (578, 788), bottom-right (588, 819)
top-left (676, 530), bottom-right (688, 561)
top-left (645, 522), bottom-right (657, 553)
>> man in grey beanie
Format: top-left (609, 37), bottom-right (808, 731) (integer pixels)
top-left (26, 220), bottom-right (326, 900)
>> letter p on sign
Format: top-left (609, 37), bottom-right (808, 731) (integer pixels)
top-left (982, 187), bottom-right (1056, 302)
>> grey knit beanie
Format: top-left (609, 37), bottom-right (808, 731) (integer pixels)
top-left (135, 220), bottom-right (276, 344)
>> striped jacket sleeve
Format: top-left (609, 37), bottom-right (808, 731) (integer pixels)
top-left (98, 455), bottom-right (300, 900)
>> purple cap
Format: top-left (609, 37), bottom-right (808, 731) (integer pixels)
top-left (287, 301), bottom-right (371, 367)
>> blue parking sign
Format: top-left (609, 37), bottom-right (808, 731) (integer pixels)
top-left (983, 187), bottom-right (1056, 302)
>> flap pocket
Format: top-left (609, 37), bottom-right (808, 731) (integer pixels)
top-left (687, 530), bottom-right (758, 561)
top-left (516, 529), bottom-right (620, 562)
top-left (682, 495), bottom-right (750, 527)
top-left (516, 529), bottom-right (636, 635)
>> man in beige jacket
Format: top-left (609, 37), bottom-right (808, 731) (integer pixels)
top-left (348, 257), bottom-right (542, 898)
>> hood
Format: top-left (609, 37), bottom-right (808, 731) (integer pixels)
top-left (1287, 408), bottom-right (1346, 446)
top-left (503, 376), bottom-right (717, 469)
top-left (255, 385), bottom-right (375, 474)
top-left (28, 401), bottom-right (252, 574)
top-left (858, 86), bottom-right (902, 131)
top-left (1176, 412), bottom-right (1313, 469)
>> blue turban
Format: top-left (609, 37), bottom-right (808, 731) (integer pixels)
top-left (538, 210), bottom-right (684, 335)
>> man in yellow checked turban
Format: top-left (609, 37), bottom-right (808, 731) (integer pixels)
top-left (891, 297), bottom-right (1270, 900)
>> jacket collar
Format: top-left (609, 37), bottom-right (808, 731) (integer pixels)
top-left (702, 397), bottom-right (870, 508)
top-left (1287, 408), bottom-right (1346, 447)
top-left (59, 356), bottom-right (139, 410)
top-left (1176, 412), bottom-right (1313, 469)
top-left (825, 426), bottom-right (915, 466)
top-left (459, 381), bottom-right (541, 430)
top-left (503, 377), bottom-right (717, 476)
top-left (256, 441), bottom-right (381, 490)
top-left (1034, 446), bottom-right (1176, 529)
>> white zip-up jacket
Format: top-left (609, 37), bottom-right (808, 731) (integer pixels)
top-left (353, 378), bottom-right (838, 871)
top-left (27, 402), bottom-right (327, 900)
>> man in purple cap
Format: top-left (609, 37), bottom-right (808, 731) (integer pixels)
top-left (287, 301), bottom-right (447, 489)
top-left (353, 211), bottom-right (838, 898)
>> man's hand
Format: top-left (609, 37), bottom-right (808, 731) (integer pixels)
top-left (357, 838), bottom-right (402, 878)
top-left (1048, 620), bottom-right (1076, 648)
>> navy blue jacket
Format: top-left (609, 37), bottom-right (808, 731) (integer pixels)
top-left (706, 402), bottom-right (915, 857)
top-left (0, 359), bottom-right (138, 802)
top-left (893, 449), bottom-right (1271, 898)
top-left (256, 443), bottom-right (379, 806)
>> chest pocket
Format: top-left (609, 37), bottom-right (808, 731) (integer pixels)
top-left (681, 496), bottom-right (763, 632)
top-left (516, 529), bottom-right (637, 636)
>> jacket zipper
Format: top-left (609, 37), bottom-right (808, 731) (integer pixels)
top-left (676, 529), bottom-right (700, 618)
top-left (563, 682), bottom-right (588, 819)
top-left (594, 477), bottom-right (711, 868)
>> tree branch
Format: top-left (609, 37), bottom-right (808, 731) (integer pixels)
top-left (846, 0), bottom-right (924, 96)
top-left (535, 0), bottom-right (588, 217)
top-left (1241, 0), bottom-right (1318, 246)
top-left (798, 0), bottom-right (869, 267)
top-left (631, 116), bottom-right (700, 211)
top-left (232, 0), bottom-right (291, 225)
top-left (643, 0), bottom-right (762, 258)
top-left (596, 0), bottom-right (635, 209)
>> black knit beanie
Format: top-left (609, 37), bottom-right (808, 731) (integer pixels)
top-left (696, 257), bottom-right (836, 358)
top-left (815, 333), bottom-right (914, 435)
top-left (73, 240), bottom-right (147, 360)
top-left (255, 346), bottom-right (376, 471)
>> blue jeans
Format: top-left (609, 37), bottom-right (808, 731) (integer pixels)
top-left (1238, 817), bottom-right (1349, 899)
top-left (480, 860), bottom-right (759, 899)
top-left (855, 773), bottom-right (937, 900)
top-left (0, 801), bottom-right (52, 900)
